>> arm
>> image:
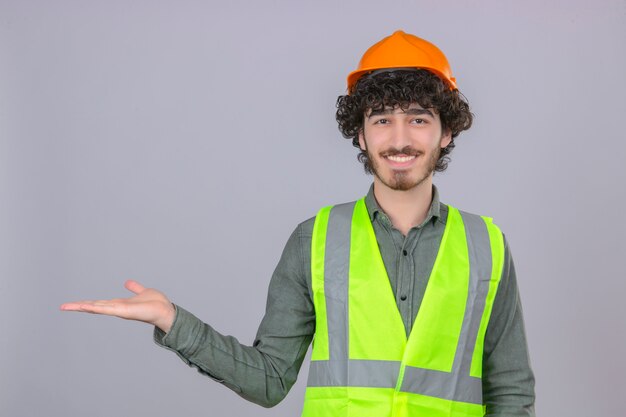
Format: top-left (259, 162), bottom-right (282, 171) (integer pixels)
top-left (483, 237), bottom-right (536, 417)
top-left (62, 223), bottom-right (315, 408)
top-left (153, 223), bottom-right (315, 407)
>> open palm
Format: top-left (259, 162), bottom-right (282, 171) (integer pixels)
top-left (60, 280), bottom-right (176, 333)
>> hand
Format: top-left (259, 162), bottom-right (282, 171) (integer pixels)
top-left (60, 280), bottom-right (176, 333)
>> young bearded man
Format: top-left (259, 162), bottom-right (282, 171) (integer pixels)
top-left (62, 30), bottom-right (536, 417)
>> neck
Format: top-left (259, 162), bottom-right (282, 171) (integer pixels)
top-left (373, 176), bottom-right (434, 236)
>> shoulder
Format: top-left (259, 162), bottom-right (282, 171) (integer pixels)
top-left (294, 199), bottom-right (361, 237)
top-left (442, 202), bottom-right (510, 259)
top-left (293, 215), bottom-right (316, 241)
top-left (442, 202), bottom-right (505, 232)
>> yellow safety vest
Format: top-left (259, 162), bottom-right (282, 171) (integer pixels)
top-left (302, 198), bottom-right (504, 417)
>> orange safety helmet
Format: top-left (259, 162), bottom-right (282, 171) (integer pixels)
top-left (346, 30), bottom-right (457, 92)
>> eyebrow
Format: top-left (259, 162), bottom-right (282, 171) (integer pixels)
top-left (367, 107), bottom-right (434, 119)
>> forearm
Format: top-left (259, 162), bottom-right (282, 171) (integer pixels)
top-left (154, 223), bottom-right (315, 407)
top-left (154, 305), bottom-right (312, 407)
top-left (482, 298), bottom-right (535, 417)
top-left (483, 239), bottom-right (536, 416)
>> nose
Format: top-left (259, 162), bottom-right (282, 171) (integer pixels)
top-left (389, 121), bottom-right (411, 150)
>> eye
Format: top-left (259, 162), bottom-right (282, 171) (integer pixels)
top-left (410, 118), bottom-right (428, 125)
top-left (373, 118), bottom-right (390, 125)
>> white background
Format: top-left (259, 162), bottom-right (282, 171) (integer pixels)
top-left (1, 0), bottom-right (625, 416)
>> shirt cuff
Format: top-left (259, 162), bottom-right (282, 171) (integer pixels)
top-left (153, 304), bottom-right (203, 364)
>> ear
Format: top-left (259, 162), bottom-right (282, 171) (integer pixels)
top-left (440, 128), bottom-right (452, 148)
top-left (358, 130), bottom-right (366, 151)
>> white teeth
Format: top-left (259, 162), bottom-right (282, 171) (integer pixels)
top-left (386, 155), bottom-right (415, 162)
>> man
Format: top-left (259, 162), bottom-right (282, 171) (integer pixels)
top-left (61, 30), bottom-right (535, 416)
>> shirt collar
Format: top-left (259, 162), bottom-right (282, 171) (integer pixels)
top-left (364, 183), bottom-right (442, 227)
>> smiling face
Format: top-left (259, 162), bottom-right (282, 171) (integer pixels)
top-left (358, 103), bottom-right (452, 192)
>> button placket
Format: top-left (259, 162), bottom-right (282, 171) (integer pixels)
top-left (403, 227), bottom-right (423, 332)
top-left (397, 237), bottom-right (412, 335)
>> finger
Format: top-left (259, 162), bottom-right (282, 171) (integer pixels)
top-left (125, 280), bottom-right (146, 294)
top-left (61, 298), bottom-right (117, 309)
top-left (60, 301), bottom-right (96, 311)
top-left (65, 299), bottom-right (129, 317)
top-left (76, 302), bottom-right (123, 316)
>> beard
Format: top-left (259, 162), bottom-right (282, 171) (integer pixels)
top-left (366, 144), bottom-right (440, 191)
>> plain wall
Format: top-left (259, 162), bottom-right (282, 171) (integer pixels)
top-left (1, 0), bottom-right (625, 416)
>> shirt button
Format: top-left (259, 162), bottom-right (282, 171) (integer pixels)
top-left (402, 250), bottom-right (408, 256)
top-left (400, 295), bottom-right (407, 301)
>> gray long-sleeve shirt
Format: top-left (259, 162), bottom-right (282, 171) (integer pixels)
top-left (154, 185), bottom-right (536, 416)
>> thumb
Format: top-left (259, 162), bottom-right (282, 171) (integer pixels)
top-left (124, 279), bottom-right (146, 294)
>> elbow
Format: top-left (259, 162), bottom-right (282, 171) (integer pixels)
top-left (240, 388), bottom-right (289, 409)
top-left (259, 397), bottom-right (284, 409)
top-left (262, 378), bottom-right (292, 408)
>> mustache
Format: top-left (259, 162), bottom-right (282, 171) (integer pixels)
top-left (380, 146), bottom-right (422, 157)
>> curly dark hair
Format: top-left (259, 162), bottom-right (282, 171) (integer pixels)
top-left (336, 69), bottom-right (473, 173)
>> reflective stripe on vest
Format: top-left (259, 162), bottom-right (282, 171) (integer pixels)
top-left (302, 199), bottom-right (504, 417)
